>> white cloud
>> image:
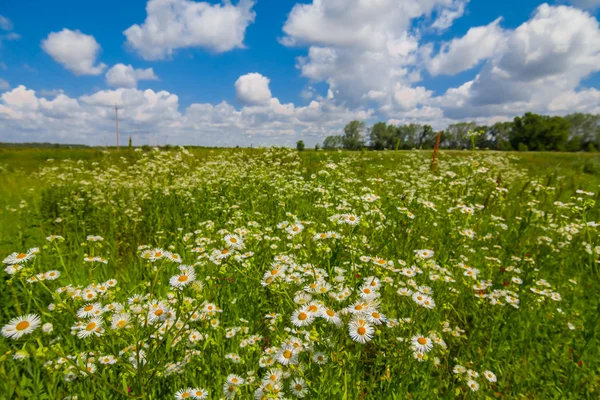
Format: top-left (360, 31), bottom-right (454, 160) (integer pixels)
top-left (124, 0), bottom-right (256, 60)
top-left (393, 84), bottom-right (432, 110)
top-left (431, 0), bottom-right (470, 31)
top-left (424, 18), bottom-right (505, 76)
top-left (106, 64), bottom-right (158, 88)
top-left (569, 0), bottom-right (600, 10)
top-left (0, 78), bottom-right (9, 91)
top-left (235, 73), bottom-right (272, 105)
top-left (41, 29), bottom-right (106, 75)
top-left (0, 81), bottom-right (370, 146)
top-left (435, 4), bottom-right (600, 121)
top-left (0, 15), bottom-right (13, 31)
top-left (281, 0), bottom-right (465, 114)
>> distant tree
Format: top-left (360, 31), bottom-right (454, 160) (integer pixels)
top-left (342, 120), bottom-right (366, 150)
top-left (395, 124), bottom-right (421, 149)
top-left (369, 122), bottom-right (392, 150)
top-left (564, 113), bottom-right (600, 150)
top-left (489, 121), bottom-right (513, 150)
top-left (323, 135), bottom-right (343, 149)
top-left (296, 140), bottom-right (305, 151)
top-left (418, 125), bottom-right (437, 149)
top-left (315, 143), bottom-right (320, 151)
top-left (588, 143), bottom-right (597, 153)
top-left (510, 113), bottom-right (569, 151)
top-left (518, 143), bottom-right (529, 152)
top-left (443, 122), bottom-right (477, 149)
top-left (128, 136), bottom-right (133, 150)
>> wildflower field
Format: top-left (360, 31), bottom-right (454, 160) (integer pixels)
top-left (0, 147), bottom-right (599, 399)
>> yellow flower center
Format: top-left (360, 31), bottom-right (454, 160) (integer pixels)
top-left (283, 350), bottom-right (293, 359)
top-left (295, 384), bottom-right (303, 391)
top-left (16, 321), bottom-right (30, 331)
top-left (326, 310), bottom-right (335, 317)
top-left (84, 305), bottom-right (94, 312)
top-left (154, 309), bottom-right (164, 316)
top-left (117, 320), bottom-right (127, 328)
top-left (16, 253), bottom-right (27, 259)
top-left (298, 312), bottom-right (307, 321)
top-left (178, 275), bottom-right (189, 282)
top-left (417, 337), bottom-right (427, 345)
top-left (372, 312), bottom-right (380, 319)
top-left (308, 305), bottom-right (318, 312)
top-left (86, 322), bottom-right (97, 331)
top-left (357, 326), bottom-right (366, 335)
top-left (230, 238), bottom-right (237, 243)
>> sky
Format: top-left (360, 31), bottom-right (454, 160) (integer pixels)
top-left (0, 0), bottom-right (599, 147)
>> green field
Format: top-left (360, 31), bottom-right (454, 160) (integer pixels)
top-left (0, 147), bottom-right (599, 399)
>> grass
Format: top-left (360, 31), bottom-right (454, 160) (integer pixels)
top-left (0, 147), bottom-right (599, 399)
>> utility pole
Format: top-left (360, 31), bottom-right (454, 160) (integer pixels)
top-left (115, 105), bottom-right (119, 150)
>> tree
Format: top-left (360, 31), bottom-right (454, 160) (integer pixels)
top-left (395, 124), bottom-right (421, 149)
top-left (296, 140), bottom-right (305, 151)
top-left (369, 122), bottom-right (392, 150)
top-left (510, 113), bottom-right (569, 151)
top-left (564, 113), bottom-right (600, 150)
top-left (418, 125), bottom-right (437, 149)
top-left (489, 121), bottom-right (513, 150)
top-left (443, 122), bottom-right (476, 149)
top-left (323, 135), bottom-right (343, 150)
top-left (342, 120), bottom-right (366, 150)
top-left (128, 135), bottom-right (133, 150)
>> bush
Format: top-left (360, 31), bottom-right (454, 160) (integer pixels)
top-left (518, 143), bottom-right (529, 152)
top-left (587, 143), bottom-right (597, 153)
top-left (296, 140), bottom-right (305, 151)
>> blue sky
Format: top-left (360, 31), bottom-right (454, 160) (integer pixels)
top-left (0, 0), bottom-right (599, 146)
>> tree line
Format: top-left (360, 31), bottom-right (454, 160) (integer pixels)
top-left (320, 112), bottom-right (600, 152)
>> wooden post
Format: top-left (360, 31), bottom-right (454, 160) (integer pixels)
top-left (431, 131), bottom-right (442, 173)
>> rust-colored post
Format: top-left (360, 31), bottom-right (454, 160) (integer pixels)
top-left (431, 131), bottom-right (442, 173)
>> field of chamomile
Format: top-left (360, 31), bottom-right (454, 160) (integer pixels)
top-left (0, 147), bottom-right (599, 399)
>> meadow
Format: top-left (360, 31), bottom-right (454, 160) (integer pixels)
top-left (0, 147), bottom-right (599, 399)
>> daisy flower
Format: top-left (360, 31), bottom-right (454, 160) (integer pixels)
top-left (290, 378), bottom-right (308, 398)
top-left (348, 318), bottom-right (374, 344)
top-left (467, 379), bottom-right (479, 392)
top-left (2, 314), bottom-right (41, 339)
top-left (276, 345), bottom-right (298, 366)
top-left (2, 249), bottom-right (38, 265)
top-left (111, 313), bottom-right (131, 330)
top-left (411, 334), bottom-right (433, 353)
top-left (191, 388), bottom-right (208, 399)
top-left (483, 370), bottom-right (497, 382)
top-left (77, 317), bottom-right (103, 338)
top-left (320, 308), bottom-right (342, 326)
top-left (170, 268), bottom-right (196, 289)
top-left (226, 374), bottom-right (245, 386)
top-left (291, 307), bottom-right (315, 327)
top-left (224, 234), bottom-right (244, 250)
top-left (174, 387), bottom-right (194, 399)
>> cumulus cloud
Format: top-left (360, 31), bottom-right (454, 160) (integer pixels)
top-left (0, 15), bottom-right (13, 31)
top-left (105, 64), bottom-right (158, 88)
top-left (282, 0), bottom-right (463, 113)
top-left (424, 18), bottom-right (505, 76)
top-left (0, 82), bottom-right (370, 146)
top-left (569, 0), bottom-right (600, 10)
top-left (431, 0), bottom-right (470, 31)
top-left (436, 4), bottom-right (600, 120)
top-left (124, 0), bottom-right (256, 60)
top-left (41, 29), bottom-right (106, 75)
top-left (235, 73), bottom-right (272, 105)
